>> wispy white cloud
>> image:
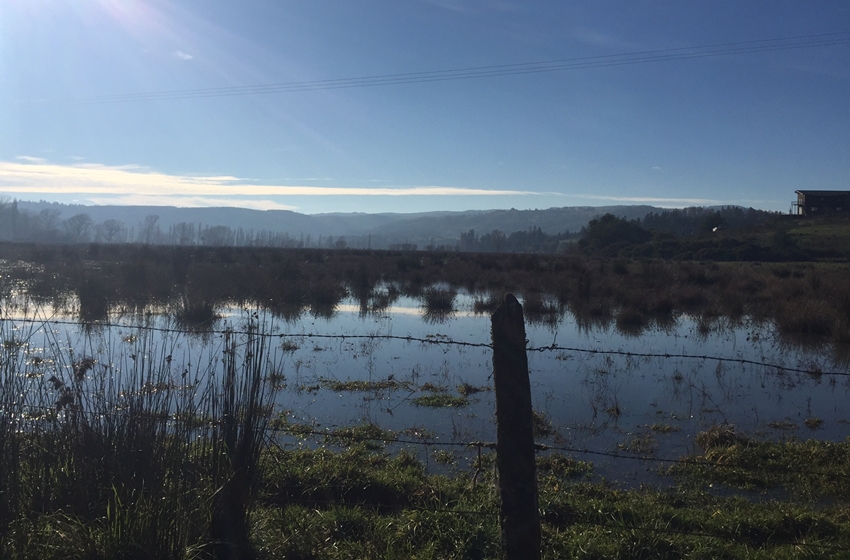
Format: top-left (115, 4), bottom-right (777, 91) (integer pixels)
top-left (15, 156), bottom-right (47, 164)
top-left (651, 166), bottom-right (662, 171)
top-left (173, 50), bottom-right (193, 60)
top-left (86, 195), bottom-right (298, 211)
top-left (574, 194), bottom-right (723, 206)
top-left (0, 160), bottom-right (539, 209)
top-left (281, 177), bottom-right (334, 182)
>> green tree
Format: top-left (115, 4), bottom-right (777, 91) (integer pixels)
top-left (579, 214), bottom-right (651, 252)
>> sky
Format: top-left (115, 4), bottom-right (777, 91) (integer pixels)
top-left (1, 1), bottom-right (849, 215)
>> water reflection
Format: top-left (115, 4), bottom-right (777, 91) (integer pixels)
top-left (420, 287), bottom-right (456, 324)
top-left (4, 288), bottom-right (850, 485)
top-left (173, 296), bottom-right (220, 334)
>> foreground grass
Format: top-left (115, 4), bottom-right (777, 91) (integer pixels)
top-left (5, 434), bottom-right (850, 559)
top-left (670, 425), bottom-right (850, 499)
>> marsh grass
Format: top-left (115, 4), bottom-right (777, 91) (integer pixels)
top-left (320, 376), bottom-right (411, 392)
top-left (5, 317), bottom-right (850, 558)
top-left (411, 393), bottom-right (470, 408)
top-left (3, 243), bottom-right (850, 345)
top-left (0, 314), bottom-right (274, 559)
top-left (457, 381), bottom-right (490, 396)
top-left (673, 426), bottom-right (850, 500)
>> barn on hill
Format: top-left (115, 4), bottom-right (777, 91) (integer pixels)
top-left (794, 190), bottom-right (850, 216)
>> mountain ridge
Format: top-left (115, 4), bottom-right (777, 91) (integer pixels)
top-left (13, 200), bottom-right (658, 239)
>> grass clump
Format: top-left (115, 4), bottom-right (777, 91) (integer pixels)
top-left (647, 423), bottom-right (682, 433)
top-left (673, 426), bottom-right (850, 499)
top-left (532, 410), bottom-right (555, 438)
top-left (321, 377), bottom-right (408, 392)
top-left (411, 394), bottom-right (469, 408)
top-left (805, 417), bottom-right (824, 430)
top-left (537, 453), bottom-right (593, 479)
top-left (457, 381), bottom-right (490, 396)
top-left (324, 422), bottom-right (397, 450)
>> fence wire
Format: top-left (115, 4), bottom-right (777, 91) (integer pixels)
top-left (5, 313), bottom-right (850, 553)
top-left (4, 315), bottom-right (849, 377)
top-left (3, 400), bottom-right (846, 481)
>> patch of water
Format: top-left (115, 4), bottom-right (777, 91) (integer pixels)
top-left (2, 294), bottom-right (848, 484)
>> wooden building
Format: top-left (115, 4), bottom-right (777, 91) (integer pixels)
top-left (794, 190), bottom-right (850, 216)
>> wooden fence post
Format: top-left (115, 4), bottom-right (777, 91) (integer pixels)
top-left (491, 294), bottom-right (541, 560)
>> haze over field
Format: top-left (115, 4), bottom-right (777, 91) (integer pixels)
top-left (1, 2), bottom-right (849, 214)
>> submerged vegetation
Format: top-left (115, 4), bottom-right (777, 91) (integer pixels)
top-left (1, 234), bottom-right (849, 344)
top-left (411, 393), bottom-right (470, 408)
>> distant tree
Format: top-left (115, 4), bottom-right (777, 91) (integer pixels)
top-left (490, 230), bottom-right (506, 252)
top-left (579, 214), bottom-right (651, 252)
top-left (334, 236), bottom-right (348, 250)
top-left (201, 225), bottom-right (231, 246)
top-left (459, 229), bottom-right (477, 251)
top-left (699, 211), bottom-right (727, 233)
top-left (96, 219), bottom-right (126, 243)
top-left (38, 208), bottom-right (62, 231)
top-left (139, 214), bottom-right (161, 244)
top-left (0, 197), bottom-right (16, 240)
top-left (62, 213), bottom-right (94, 243)
top-left (172, 222), bottom-right (196, 245)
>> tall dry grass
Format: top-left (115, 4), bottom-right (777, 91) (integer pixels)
top-left (0, 309), bottom-right (274, 559)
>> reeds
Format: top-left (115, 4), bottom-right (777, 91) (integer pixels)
top-left (2, 241), bottom-right (848, 350)
top-left (0, 312), bottom-right (274, 559)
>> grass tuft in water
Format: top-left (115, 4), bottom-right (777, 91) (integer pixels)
top-left (411, 394), bottom-right (469, 408)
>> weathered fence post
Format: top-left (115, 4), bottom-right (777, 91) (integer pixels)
top-left (491, 294), bottom-right (541, 560)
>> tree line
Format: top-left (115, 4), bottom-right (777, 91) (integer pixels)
top-left (0, 197), bottom-right (780, 254)
top-left (0, 200), bottom-right (314, 248)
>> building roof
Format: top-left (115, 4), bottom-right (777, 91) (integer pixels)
top-left (795, 190), bottom-right (850, 197)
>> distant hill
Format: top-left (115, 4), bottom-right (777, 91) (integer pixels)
top-left (359, 206), bottom-right (657, 238)
top-left (12, 200), bottom-right (659, 244)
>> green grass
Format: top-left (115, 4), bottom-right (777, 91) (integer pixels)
top-left (320, 377), bottom-right (410, 392)
top-left (411, 393), bottom-right (470, 408)
top-left (670, 427), bottom-right (850, 500)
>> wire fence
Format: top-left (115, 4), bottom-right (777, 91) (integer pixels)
top-left (3, 399), bottom-right (846, 482)
top-left (4, 315), bottom-right (848, 377)
top-left (4, 312), bottom-right (850, 552)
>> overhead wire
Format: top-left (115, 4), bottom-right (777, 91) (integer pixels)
top-left (15, 31), bottom-right (850, 105)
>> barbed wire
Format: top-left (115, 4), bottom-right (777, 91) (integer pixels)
top-left (5, 401), bottom-right (850, 552)
top-left (3, 315), bottom-right (849, 377)
top-left (4, 400), bottom-right (846, 480)
top-left (528, 344), bottom-right (850, 377)
top-left (5, 299), bottom-right (850, 552)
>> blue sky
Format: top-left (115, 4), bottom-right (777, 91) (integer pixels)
top-left (1, 1), bottom-right (848, 214)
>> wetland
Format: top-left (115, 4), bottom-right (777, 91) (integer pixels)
top-left (2, 241), bottom-right (850, 558)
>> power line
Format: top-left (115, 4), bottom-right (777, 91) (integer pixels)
top-left (16, 31), bottom-right (850, 105)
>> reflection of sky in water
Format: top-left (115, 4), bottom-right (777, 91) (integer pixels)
top-left (4, 294), bottom-right (850, 484)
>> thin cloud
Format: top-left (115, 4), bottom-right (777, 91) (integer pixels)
top-left (0, 160), bottom-right (539, 200)
top-left (86, 195), bottom-right (298, 211)
top-left (15, 156), bottom-right (47, 164)
top-left (575, 194), bottom-right (723, 206)
top-left (173, 50), bottom-right (194, 60)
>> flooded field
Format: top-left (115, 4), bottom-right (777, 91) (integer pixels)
top-left (4, 288), bottom-right (849, 484)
